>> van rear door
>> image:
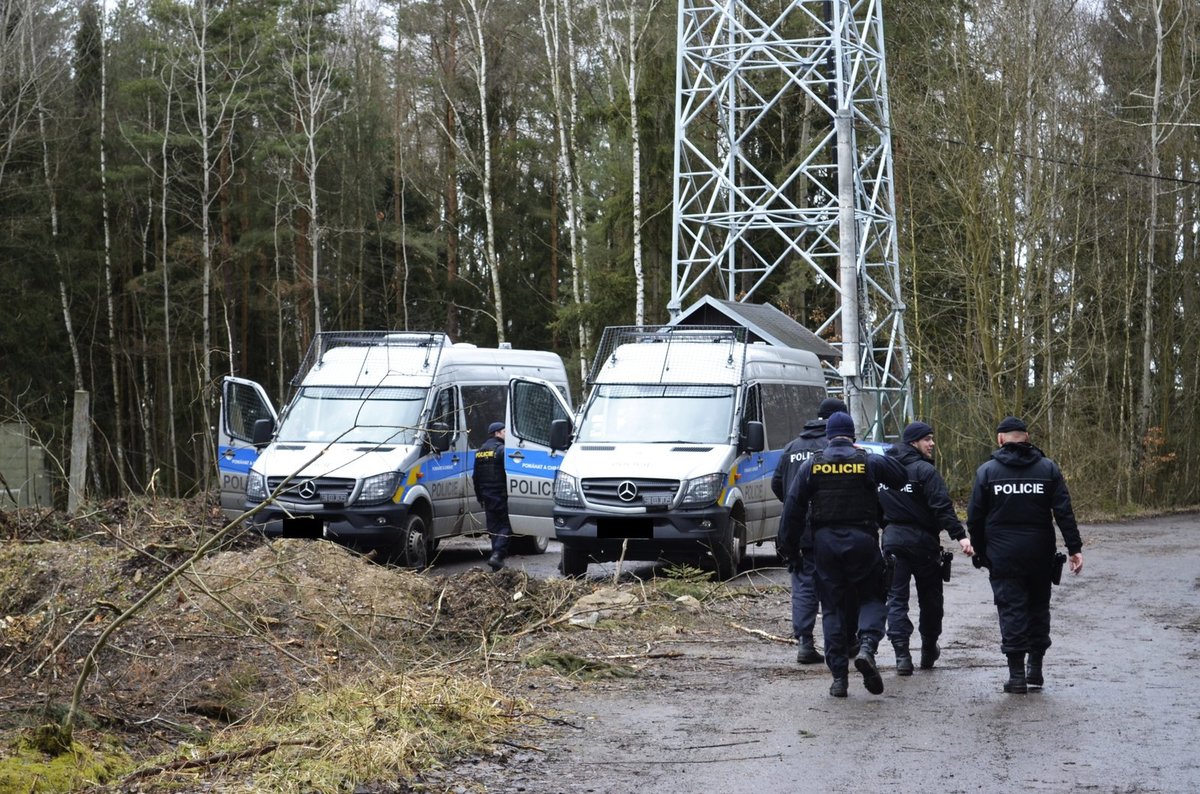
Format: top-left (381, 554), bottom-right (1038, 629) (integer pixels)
top-left (218, 376), bottom-right (277, 521)
top-left (505, 377), bottom-right (572, 537)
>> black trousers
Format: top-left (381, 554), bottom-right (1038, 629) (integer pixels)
top-left (884, 545), bottom-right (944, 645)
top-left (989, 574), bottom-right (1053, 655)
top-left (813, 527), bottom-right (886, 677)
top-left (481, 494), bottom-right (511, 556)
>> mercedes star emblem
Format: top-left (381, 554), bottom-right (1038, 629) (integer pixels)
top-left (296, 481), bottom-right (318, 500)
top-left (616, 480), bottom-right (638, 502)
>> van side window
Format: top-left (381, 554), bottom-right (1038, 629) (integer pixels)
top-left (512, 380), bottom-right (569, 446)
top-left (462, 385), bottom-right (507, 449)
top-left (761, 383), bottom-right (825, 442)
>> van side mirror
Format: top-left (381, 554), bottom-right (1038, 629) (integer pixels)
top-left (252, 418), bottom-right (275, 446)
top-left (742, 420), bottom-right (765, 453)
top-left (427, 422), bottom-right (452, 453)
top-left (549, 418), bottom-right (572, 452)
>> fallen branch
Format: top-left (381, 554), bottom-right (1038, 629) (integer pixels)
top-left (120, 739), bottom-right (311, 783)
top-left (728, 622), bottom-right (795, 645)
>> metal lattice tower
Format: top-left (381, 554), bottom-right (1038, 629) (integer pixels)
top-left (667, 0), bottom-right (911, 439)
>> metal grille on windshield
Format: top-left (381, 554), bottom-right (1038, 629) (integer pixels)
top-left (581, 478), bottom-right (679, 508)
top-left (267, 477), bottom-right (356, 505)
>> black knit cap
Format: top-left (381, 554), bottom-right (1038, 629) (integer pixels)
top-left (817, 397), bottom-right (848, 419)
top-left (488, 422), bottom-right (505, 434)
top-left (995, 416), bottom-right (1027, 433)
top-left (825, 411), bottom-right (855, 439)
top-left (902, 421), bottom-right (934, 445)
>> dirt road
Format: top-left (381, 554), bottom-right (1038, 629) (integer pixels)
top-left (427, 515), bottom-right (1200, 793)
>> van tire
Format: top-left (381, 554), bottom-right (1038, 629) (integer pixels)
top-left (398, 513), bottom-right (433, 570)
top-left (510, 533), bottom-right (550, 556)
top-left (559, 543), bottom-right (589, 578)
top-left (712, 516), bottom-right (745, 580)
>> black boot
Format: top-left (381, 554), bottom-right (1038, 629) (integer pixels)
top-left (919, 637), bottom-right (941, 669)
top-left (1026, 652), bottom-right (1044, 687)
top-left (1003, 652), bottom-right (1027, 694)
top-left (854, 643), bottom-right (885, 695)
top-left (893, 640), bottom-right (913, 676)
top-left (796, 636), bottom-right (824, 665)
top-left (487, 552), bottom-right (504, 571)
top-left (829, 675), bottom-right (848, 698)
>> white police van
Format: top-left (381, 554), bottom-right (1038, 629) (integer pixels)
top-left (218, 331), bottom-right (572, 566)
top-left (549, 326), bottom-right (827, 578)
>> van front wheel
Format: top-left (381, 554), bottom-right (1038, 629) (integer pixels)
top-left (712, 517), bottom-right (745, 580)
top-left (559, 543), bottom-right (589, 578)
top-left (510, 533), bottom-right (549, 555)
top-left (398, 513), bottom-right (433, 570)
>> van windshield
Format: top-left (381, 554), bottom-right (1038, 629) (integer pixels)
top-left (577, 384), bottom-right (735, 444)
top-left (276, 387), bottom-right (428, 444)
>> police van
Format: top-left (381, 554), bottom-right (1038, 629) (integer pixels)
top-left (549, 325), bottom-right (827, 578)
top-left (218, 331), bottom-right (573, 566)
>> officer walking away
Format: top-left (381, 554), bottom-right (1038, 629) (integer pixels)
top-left (879, 421), bottom-right (973, 675)
top-left (778, 411), bottom-right (907, 698)
top-left (473, 421), bottom-right (512, 571)
top-left (771, 397), bottom-right (847, 665)
top-left (966, 416), bottom-right (1083, 693)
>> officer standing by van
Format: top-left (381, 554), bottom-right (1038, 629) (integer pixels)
top-left (771, 397), bottom-right (847, 665)
top-left (967, 416), bottom-right (1084, 693)
top-left (473, 421), bottom-right (512, 571)
top-left (778, 411), bottom-right (907, 697)
top-left (878, 421), bottom-right (972, 675)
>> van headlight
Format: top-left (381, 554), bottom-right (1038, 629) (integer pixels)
top-left (680, 473), bottom-right (725, 507)
top-left (358, 472), bottom-right (400, 505)
top-left (246, 470), bottom-right (267, 501)
top-left (554, 471), bottom-right (583, 508)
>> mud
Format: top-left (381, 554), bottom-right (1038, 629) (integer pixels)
top-left (424, 516), bottom-right (1200, 793)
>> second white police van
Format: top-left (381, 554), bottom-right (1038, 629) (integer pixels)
top-left (550, 325), bottom-right (827, 578)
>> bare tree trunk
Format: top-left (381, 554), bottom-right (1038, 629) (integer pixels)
top-left (160, 64), bottom-right (180, 494)
top-left (99, 6), bottom-right (128, 494)
top-left (1137, 0), bottom-right (1166, 468)
top-left (626, 2), bottom-right (645, 325)
top-left (461, 0), bottom-right (505, 342)
top-left (444, 9), bottom-right (459, 338)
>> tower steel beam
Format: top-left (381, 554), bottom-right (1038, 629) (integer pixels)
top-left (668, 0), bottom-right (911, 439)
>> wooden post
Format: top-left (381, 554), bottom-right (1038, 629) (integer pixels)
top-left (68, 390), bottom-right (90, 515)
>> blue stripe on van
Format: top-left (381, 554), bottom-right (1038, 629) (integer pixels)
top-left (218, 445), bottom-right (258, 475)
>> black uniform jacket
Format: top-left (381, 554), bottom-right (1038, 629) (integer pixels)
top-left (878, 443), bottom-right (966, 551)
top-left (777, 438), bottom-right (907, 560)
top-left (473, 436), bottom-right (507, 504)
top-left (770, 419), bottom-right (827, 501)
top-left (966, 442), bottom-right (1082, 577)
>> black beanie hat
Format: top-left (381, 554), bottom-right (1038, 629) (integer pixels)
top-left (995, 416), bottom-right (1027, 433)
top-left (902, 421), bottom-right (934, 445)
top-left (825, 411), bottom-right (855, 439)
top-left (817, 397), bottom-right (848, 419)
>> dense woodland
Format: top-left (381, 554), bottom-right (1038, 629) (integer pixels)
top-left (1, 0), bottom-right (1198, 513)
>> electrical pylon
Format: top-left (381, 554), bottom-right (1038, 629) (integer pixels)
top-left (667, 0), bottom-right (911, 439)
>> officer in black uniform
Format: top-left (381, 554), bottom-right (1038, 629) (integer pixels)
top-left (967, 416), bottom-right (1084, 693)
top-left (878, 421), bottom-right (973, 675)
top-left (778, 412), bottom-right (907, 697)
top-left (772, 397), bottom-right (847, 665)
top-left (473, 421), bottom-right (512, 571)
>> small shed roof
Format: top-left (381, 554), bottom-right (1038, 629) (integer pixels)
top-left (669, 295), bottom-right (840, 362)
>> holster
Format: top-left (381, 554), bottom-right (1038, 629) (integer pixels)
top-left (1051, 551), bottom-right (1067, 585)
top-left (880, 552), bottom-right (897, 599)
top-left (940, 549), bottom-right (954, 583)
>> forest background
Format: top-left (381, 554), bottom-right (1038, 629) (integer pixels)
top-left (1, 0), bottom-right (1197, 515)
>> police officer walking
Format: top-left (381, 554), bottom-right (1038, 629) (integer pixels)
top-left (771, 397), bottom-right (848, 665)
top-left (967, 416), bottom-right (1084, 693)
top-left (879, 421), bottom-right (973, 675)
top-left (473, 421), bottom-right (512, 571)
top-left (778, 412), bottom-right (907, 697)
